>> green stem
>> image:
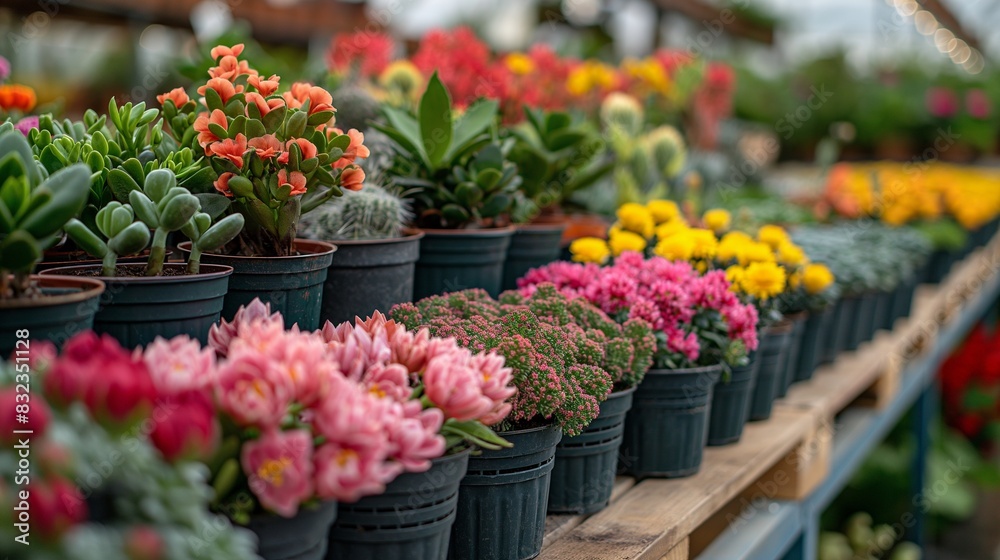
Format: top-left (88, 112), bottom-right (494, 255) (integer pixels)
top-left (146, 229), bottom-right (167, 276)
top-left (101, 252), bottom-right (118, 277)
top-left (186, 246), bottom-right (202, 275)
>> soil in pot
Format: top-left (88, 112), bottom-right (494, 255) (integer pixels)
top-left (449, 424), bottom-right (561, 560)
top-left (548, 387), bottom-right (633, 514)
top-left (321, 232), bottom-right (422, 325)
top-left (1, 275), bottom-right (105, 357)
top-left (620, 365), bottom-right (722, 478)
top-left (707, 354), bottom-right (761, 446)
top-left (414, 227), bottom-right (514, 300)
top-left (181, 239), bottom-right (335, 331)
top-left (248, 501), bottom-right (339, 560)
top-left (39, 263), bottom-right (232, 349)
top-left (748, 322), bottom-right (793, 422)
top-left (330, 449), bottom-right (469, 560)
top-left (502, 223), bottom-right (566, 292)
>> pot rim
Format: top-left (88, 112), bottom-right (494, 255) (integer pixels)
top-left (39, 263), bottom-right (234, 283)
top-left (0, 275), bottom-right (105, 309)
top-left (176, 239), bottom-right (337, 259)
top-left (513, 222), bottom-right (568, 233)
top-left (494, 423), bottom-right (561, 438)
top-left (609, 385), bottom-right (638, 397)
top-left (321, 229), bottom-right (425, 247)
top-left (646, 363), bottom-right (725, 375)
top-left (416, 224), bottom-right (516, 236)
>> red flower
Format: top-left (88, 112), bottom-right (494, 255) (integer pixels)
top-left (0, 387), bottom-right (49, 444)
top-left (248, 134), bottom-right (282, 160)
top-left (277, 138), bottom-right (318, 165)
top-left (245, 92), bottom-right (284, 118)
top-left (327, 32), bottom-right (395, 78)
top-left (340, 166), bottom-right (365, 191)
top-left (208, 133), bottom-right (248, 169)
top-left (193, 109), bottom-right (228, 149)
top-left (26, 477), bottom-right (87, 539)
top-left (412, 27), bottom-right (501, 107)
top-left (198, 77), bottom-right (240, 105)
top-left (277, 169), bottom-right (308, 197)
top-left (149, 391), bottom-right (219, 463)
top-left (214, 172), bottom-right (235, 198)
top-left (248, 74), bottom-right (281, 97)
top-left (124, 526), bottom-right (165, 560)
top-left (926, 87), bottom-right (958, 118)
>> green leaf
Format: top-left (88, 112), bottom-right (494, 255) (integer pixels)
top-left (228, 115), bottom-right (247, 137)
top-left (441, 203), bottom-right (470, 225)
top-left (91, 130), bottom-right (110, 156)
top-left (64, 218), bottom-right (108, 258)
top-left (194, 213), bottom-right (244, 253)
top-left (120, 158), bottom-right (146, 186)
top-left (455, 182), bottom-right (483, 206)
top-left (108, 168), bottom-right (143, 202)
top-left (285, 111), bottom-right (308, 139)
top-left (21, 164), bottom-right (91, 238)
top-left (204, 87), bottom-right (224, 113)
top-left (306, 110), bottom-right (335, 126)
top-left (0, 230), bottom-right (41, 273)
top-left (547, 129), bottom-right (587, 152)
top-left (261, 106), bottom-right (286, 134)
top-left (246, 119), bottom-right (267, 138)
top-left (476, 168), bottom-right (503, 191)
top-left (129, 190), bottom-right (160, 228)
top-left (0, 131), bottom-right (43, 186)
top-left (159, 193), bottom-right (200, 231)
top-left (107, 221), bottom-right (150, 256)
top-left (543, 111), bottom-right (572, 135)
top-left (178, 166), bottom-right (218, 194)
top-left (419, 72), bottom-right (453, 168)
top-left (227, 176), bottom-right (255, 198)
top-left (143, 168), bottom-right (177, 202)
top-left (479, 192), bottom-right (512, 218)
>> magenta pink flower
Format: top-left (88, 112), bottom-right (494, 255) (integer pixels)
top-left (210, 298), bottom-right (284, 356)
top-left (313, 441), bottom-right (400, 502)
top-left (387, 407), bottom-right (446, 472)
top-left (423, 354), bottom-right (497, 422)
top-left (470, 352), bottom-right (516, 425)
top-left (926, 87), bottom-right (958, 118)
top-left (214, 350), bottom-right (293, 429)
top-left (242, 429), bottom-right (314, 517)
top-left (142, 335), bottom-right (216, 395)
top-left (966, 89), bottom-right (991, 119)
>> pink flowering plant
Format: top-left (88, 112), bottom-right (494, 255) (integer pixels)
top-left (144, 298), bottom-right (514, 522)
top-left (158, 44), bottom-right (370, 257)
top-left (390, 288), bottom-right (630, 436)
top-left (518, 251), bottom-right (759, 370)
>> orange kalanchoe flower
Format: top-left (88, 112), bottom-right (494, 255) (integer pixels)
top-left (277, 169), bottom-right (308, 196)
top-left (248, 134), bottom-right (282, 159)
top-left (248, 74), bottom-right (280, 97)
top-left (214, 172), bottom-right (235, 198)
top-left (156, 87), bottom-right (190, 107)
top-left (282, 82), bottom-right (313, 109)
top-left (304, 86), bottom-right (334, 115)
top-left (209, 134), bottom-right (248, 168)
top-left (277, 138), bottom-right (318, 165)
top-left (210, 44), bottom-right (245, 59)
top-left (193, 109), bottom-right (229, 148)
top-left (245, 92), bottom-right (284, 117)
top-left (332, 128), bottom-right (370, 169)
top-left (0, 85), bottom-right (37, 112)
top-left (198, 77), bottom-right (241, 105)
top-left (340, 166), bottom-right (365, 191)
top-left (210, 55), bottom-right (256, 81)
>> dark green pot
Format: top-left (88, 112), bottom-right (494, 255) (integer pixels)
top-left (1, 275), bottom-right (105, 357)
top-left (39, 264), bottom-right (232, 349)
top-left (414, 227), bottom-right (514, 300)
top-left (449, 425), bottom-right (560, 560)
top-left (877, 288), bottom-right (897, 331)
top-left (892, 274), bottom-right (917, 322)
top-left (795, 306), bottom-right (832, 383)
top-left (707, 353), bottom-right (761, 446)
top-left (821, 298), bottom-right (846, 365)
top-left (185, 239), bottom-right (335, 331)
top-left (248, 501), bottom-right (338, 560)
top-left (329, 449), bottom-right (469, 560)
top-left (850, 291), bottom-right (879, 348)
top-left (620, 364), bottom-right (722, 479)
top-left (548, 387), bottom-right (634, 514)
top-left (749, 323), bottom-right (792, 422)
top-left (502, 223), bottom-right (566, 291)
top-left (924, 249), bottom-right (954, 284)
top-left (835, 296), bottom-right (862, 353)
top-left (320, 232), bottom-right (422, 325)
top-left (777, 313), bottom-right (807, 398)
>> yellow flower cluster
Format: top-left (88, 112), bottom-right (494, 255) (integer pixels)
top-left (712, 222), bottom-right (826, 301)
top-left (621, 57), bottom-right (671, 97)
top-left (566, 61), bottom-right (619, 97)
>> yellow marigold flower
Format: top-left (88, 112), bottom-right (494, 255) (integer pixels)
top-left (702, 209), bottom-right (731, 234)
top-left (570, 237), bottom-right (611, 264)
top-left (757, 224), bottom-right (789, 249)
top-left (654, 234), bottom-right (695, 262)
top-left (616, 203), bottom-right (655, 239)
top-left (777, 241), bottom-right (807, 267)
top-left (802, 263), bottom-right (835, 294)
top-left (788, 270), bottom-right (802, 290)
top-left (504, 53), bottom-right (535, 76)
top-left (654, 219), bottom-right (688, 240)
top-left (622, 57), bottom-right (671, 96)
top-left (737, 242), bottom-right (777, 266)
top-left (688, 228), bottom-right (718, 260)
top-left (742, 262), bottom-right (787, 300)
top-left (567, 61), bottom-right (618, 97)
top-left (609, 229), bottom-right (647, 256)
top-left (725, 265), bottom-right (745, 293)
top-left (721, 231), bottom-right (752, 244)
top-left (647, 199), bottom-right (680, 224)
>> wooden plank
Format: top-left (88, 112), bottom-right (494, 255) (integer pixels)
top-left (538, 407), bottom-right (813, 560)
top-left (543, 477), bottom-right (637, 550)
top-left (658, 538), bottom-right (688, 560)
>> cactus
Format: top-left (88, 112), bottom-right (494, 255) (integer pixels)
top-left (330, 84), bottom-right (381, 132)
top-left (300, 183), bottom-right (410, 241)
top-left (0, 125), bottom-right (91, 299)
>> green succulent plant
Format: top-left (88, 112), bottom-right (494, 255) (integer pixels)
top-left (0, 124), bottom-right (91, 299)
top-left (375, 72), bottom-right (520, 229)
top-left (300, 182), bottom-right (410, 241)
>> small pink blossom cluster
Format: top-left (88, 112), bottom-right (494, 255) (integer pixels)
top-left (519, 251), bottom-right (759, 369)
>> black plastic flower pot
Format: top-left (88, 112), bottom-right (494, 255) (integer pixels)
top-left (820, 298), bottom-right (845, 365)
top-left (795, 306), bottom-right (832, 383)
top-left (924, 249), bottom-right (953, 284)
top-left (329, 449), bottom-right (470, 560)
top-left (748, 323), bottom-right (793, 422)
top-left (39, 263), bottom-right (232, 349)
top-left (850, 291), bottom-right (879, 348)
top-left (502, 223), bottom-right (566, 291)
top-left (36, 249), bottom-right (168, 272)
top-left (1, 275), bottom-right (105, 357)
top-left (548, 387), bottom-right (634, 514)
top-left (320, 232), bottom-right (423, 325)
top-left (878, 288), bottom-right (897, 331)
top-left (181, 239), bottom-right (336, 331)
top-left (843, 294), bottom-right (870, 351)
top-left (449, 424), bottom-right (561, 560)
top-left (707, 354), bottom-right (761, 446)
top-left (834, 295), bottom-right (861, 354)
top-left (248, 500), bottom-right (338, 560)
top-left (619, 364), bottom-right (722, 479)
top-left (414, 226), bottom-right (514, 300)
top-left (893, 274), bottom-right (917, 321)
top-left (777, 312), bottom-right (807, 398)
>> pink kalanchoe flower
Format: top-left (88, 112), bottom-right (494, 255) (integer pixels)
top-left (214, 350), bottom-right (293, 429)
top-left (142, 335), bottom-right (217, 395)
top-left (470, 352), bottom-right (516, 425)
top-left (209, 298), bottom-right (284, 356)
top-left (361, 362), bottom-right (413, 402)
top-left (242, 429), bottom-right (314, 518)
top-left (422, 354), bottom-right (496, 422)
top-left (271, 330), bottom-right (339, 406)
top-left (311, 377), bottom-right (394, 455)
top-left (313, 441), bottom-right (400, 503)
top-left (387, 407), bottom-right (446, 472)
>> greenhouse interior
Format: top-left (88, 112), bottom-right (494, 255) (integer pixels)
top-left (1, 0), bottom-right (999, 559)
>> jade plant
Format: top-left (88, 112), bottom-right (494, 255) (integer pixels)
top-left (0, 125), bottom-right (90, 299)
top-left (376, 72), bottom-right (522, 228)
top-left (64, 169), bottom-right (244, 276)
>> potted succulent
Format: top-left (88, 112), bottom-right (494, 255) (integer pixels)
top-left (161, 44), bottom-right (369, 329)
top-left (41, 167), bottom-right (242, 348)
top-left (0, 125), bottom-right (104, 355)
top-left (376, 73), bottom-right (520, 299)
top-left (299, 182), bottom-right (423, 325)
top-left (502, 108), bottom-right (611, 290)
top-left (193, 299), bottom-right (513, 560)
top-left (500, 284), bottom-right (656, 514)
top-left (0, 333), bottom-right (260, 559)
top-left (520, 251), bottom-right (759, 477)
top-left (391, 289), bottom-right (615, 559)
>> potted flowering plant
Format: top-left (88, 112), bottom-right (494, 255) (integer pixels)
top-left (520, 251), bottom-right (759, 477)
top-left (0, 125), bottom-right (104, 355)
top-left (160, 44), bottom-right (370, 329)
top-left (0, 333), bottom-right (260, 559)
top-left (500, 284), bottom-right (655, 514)
top-left (154, 299), bottom-right (515, 560)
top-left (391, 288), bottom-right (620, 559)
top-left (376, 73), bottom-right (521, 299)
top-left (41, 168), bottom-right (243, 348)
